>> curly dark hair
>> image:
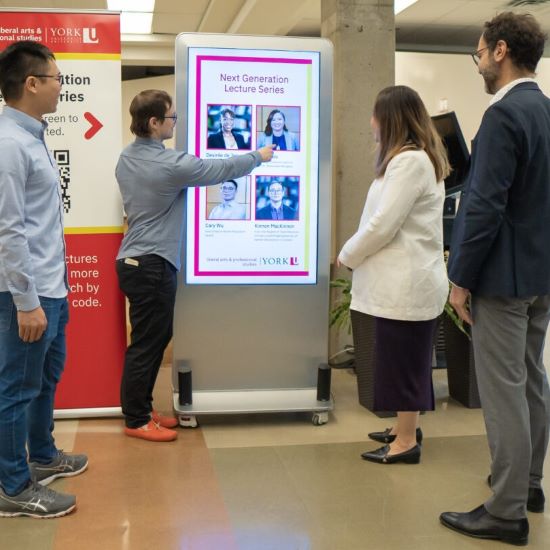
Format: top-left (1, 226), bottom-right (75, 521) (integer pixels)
top-left (483, 12), bottom-right (547, 72)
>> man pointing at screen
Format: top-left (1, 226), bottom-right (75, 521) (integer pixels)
top-left (115, 89), bottom-right (274, 442)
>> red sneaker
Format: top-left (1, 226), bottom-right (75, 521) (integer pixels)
top-left (152, 410), bottom-right (179, 429)
top-left (124, 420), bottom-right (177, 442)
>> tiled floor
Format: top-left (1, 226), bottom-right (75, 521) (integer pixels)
top-left (1, 367), bottom-right (549, 550)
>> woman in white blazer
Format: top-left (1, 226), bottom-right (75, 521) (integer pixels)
top-left (338, 85), bottom-right (450, 465)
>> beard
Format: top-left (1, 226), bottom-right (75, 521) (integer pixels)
top-left (480, 60), bottom-right (500, 94)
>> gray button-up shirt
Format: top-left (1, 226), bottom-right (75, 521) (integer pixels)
top-left (0, 106), bottom-right (67, 311)
top-left (116, 137), bottom-right (261, 270)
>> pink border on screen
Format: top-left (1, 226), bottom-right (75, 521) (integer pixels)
top-left (193, 55), bottom-right (312, 278)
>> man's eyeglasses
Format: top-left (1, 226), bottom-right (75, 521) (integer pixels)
top-left (164, 114), bottom-right (178, 122)
top-left (220, 186), bottom-right (236, 191)
top-left (471, 47), bottom-right (489, 66)
top-left (27, 73), bottom-right (63, 82)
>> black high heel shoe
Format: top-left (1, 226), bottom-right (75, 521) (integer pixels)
top-left (361, 444), bottom-right (421, 464)
top-left (368, 427), bottom-right (423, 445)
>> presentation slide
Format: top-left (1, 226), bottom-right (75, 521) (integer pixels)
top-left (184, 47), bottom-right (320, 285)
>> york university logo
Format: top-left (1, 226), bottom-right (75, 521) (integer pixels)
top-left (260, 257), bottom-right (299, 266)
top-left (83, 27), bottom-right (99, 43)
top-left (47, 27), bottom-right (99, 44)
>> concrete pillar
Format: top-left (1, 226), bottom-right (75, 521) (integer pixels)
top-left (321, 0), bottom-right (395, 353)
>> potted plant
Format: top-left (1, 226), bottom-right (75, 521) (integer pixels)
top-left (330, 277), bottom-right (395, 418)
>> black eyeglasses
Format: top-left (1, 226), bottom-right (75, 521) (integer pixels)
top-left (471, 47), bottom-right (489, 66)
top-left (164, 114), bottom-right (178, 122)
top-left (27, 73), bottom-right (63, 82)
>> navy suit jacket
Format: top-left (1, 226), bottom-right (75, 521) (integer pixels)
top-left (207, 130), bottom-right (248, 150)
top-left (256, 203), bottom-right (297, 220)
top-left (448, 82), bottom-right (550, 297)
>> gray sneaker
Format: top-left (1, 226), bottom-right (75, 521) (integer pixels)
top-left (29, 450), bottom-right (88, 486)
top-left (0, 481), bottom-right (76, 518)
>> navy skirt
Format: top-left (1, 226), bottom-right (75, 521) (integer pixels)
top-left (373, 316), bottom-right (437, 412)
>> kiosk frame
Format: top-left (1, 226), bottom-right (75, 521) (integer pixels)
top-left (172, 33), bottom-right (333, 426)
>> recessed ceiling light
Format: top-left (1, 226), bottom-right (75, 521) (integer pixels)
top-left (108, 0), bottom-right (155, 11)
top-left (395, 0), bottom-right (419, 15)
top-left (119, 12), bottom-right (153, 34)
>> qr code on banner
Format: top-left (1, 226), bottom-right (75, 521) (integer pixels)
top-left (54, 149), bottom-right (71, 213)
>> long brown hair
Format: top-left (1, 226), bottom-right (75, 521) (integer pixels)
top-left (373, 85), bottom-right (450, 181)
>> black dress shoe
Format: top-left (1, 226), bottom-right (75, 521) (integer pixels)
top-left (361, 444), bottom-right (421, 464)
top-left (440, 504), bottom-right (528, 546)
top-left (367, 427), bottom-right (423, 445)
top-left (487, 475), bottom-right (545, 513)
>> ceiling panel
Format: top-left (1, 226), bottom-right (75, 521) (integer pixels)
top-left (2, 0), bottom-right (550, 63)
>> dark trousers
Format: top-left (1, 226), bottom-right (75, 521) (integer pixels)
top-left (116, 255), bottom-right (177, 429)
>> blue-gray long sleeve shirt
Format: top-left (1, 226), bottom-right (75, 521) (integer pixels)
top-left (115, 137), bottom-right (262, 270)
top-left (0, 106), bottom-right (67, 311)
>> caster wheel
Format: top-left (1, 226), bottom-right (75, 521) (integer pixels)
top-left (179, 415), bottom-right (198, 428)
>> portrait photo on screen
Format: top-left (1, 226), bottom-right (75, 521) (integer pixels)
top-left (207, 104), bottom-right (252, 150)
top-left (255, 176), bottom-right (299, 221)
top-left (256, 106), bottom-right (300, 151)
top-left (207, 176), bottom-right (251, 220)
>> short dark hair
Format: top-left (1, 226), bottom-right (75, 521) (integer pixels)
top-left (0, 40), bottom-right (55, 101)
top-left (483, 12), bottom-right (547, 72)
top-left (223, 179), bottom-right (238, 189)
top-left (220, 108), bottom-right (235, 119)
top-left (129, 89), bottom-right (172, 137)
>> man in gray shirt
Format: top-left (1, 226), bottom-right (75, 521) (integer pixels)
top-left (0, 41), bottom-right (87, 519)
top-left (116, 89), bottom-right (274, 442)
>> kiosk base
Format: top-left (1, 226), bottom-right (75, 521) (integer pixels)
top-left (173, 389), bottom-right (333, 427)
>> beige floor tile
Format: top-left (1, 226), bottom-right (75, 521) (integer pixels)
top-left (177, 368), bottom-right (487, 450)
top-left (210, 437), bottom-right (550, 550)
top-left (53, 419), bottom-right (237, 550)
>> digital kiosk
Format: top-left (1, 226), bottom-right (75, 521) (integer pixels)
top-left (173, 34), bottom-right (333, 426)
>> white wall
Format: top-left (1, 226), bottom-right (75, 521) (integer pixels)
top-left (396, 51), bottom-right (550, 144)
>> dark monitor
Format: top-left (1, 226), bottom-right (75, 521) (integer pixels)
top-left (431, 111), bottom-right (470, 195)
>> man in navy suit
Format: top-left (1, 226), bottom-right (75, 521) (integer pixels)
top-left (256, 181), bottom-right (297, 220)
top-left (440, 13), bottom-right (550, 545)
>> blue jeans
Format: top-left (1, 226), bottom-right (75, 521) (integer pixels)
top-left (0, 292), bottom-right (68, 495)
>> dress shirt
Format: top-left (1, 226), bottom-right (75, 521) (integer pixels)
top-left (116, 137), bottom-right (261, 270)
top-left (490, 77), bottom-right (535, 105)
top-left (0, 106), bottom-right (67, 311)
top-left (269, 205), bottom-right (283, 220)
top-left (209, 200), bottom-right (247, 220)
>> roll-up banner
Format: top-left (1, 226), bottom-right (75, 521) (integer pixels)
top-left (0, 10), bottom-right (125, 414)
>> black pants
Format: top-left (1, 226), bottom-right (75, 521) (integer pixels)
top-left (116, 255), bottom-right (177, 428)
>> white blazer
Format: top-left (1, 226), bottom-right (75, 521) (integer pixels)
top-left (338, 149), bottom-right (448, 321)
